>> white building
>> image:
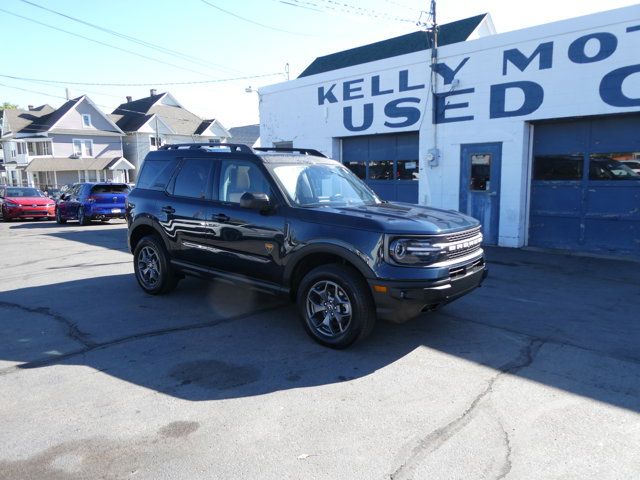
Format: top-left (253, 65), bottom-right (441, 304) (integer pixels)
top-left (259, 6), bottom-right (640, 258)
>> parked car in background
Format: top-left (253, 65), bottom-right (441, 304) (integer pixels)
top-left (56, 182), bottom-right (130, 225)
top-left (0, 186), bottom-right (56, 221)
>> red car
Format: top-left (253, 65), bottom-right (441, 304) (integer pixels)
top-left (0, 186), bottom-right (56, 221)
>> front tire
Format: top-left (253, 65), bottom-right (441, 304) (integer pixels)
top-left (297, 264), bottom-right (376, 349)
top-left (55, 208), bottom-right (67, 224)
top-left (133, 235), bottom-right (178, 295)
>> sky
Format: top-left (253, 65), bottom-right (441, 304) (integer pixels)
top-left (1, 0), bottom-right (638, 128)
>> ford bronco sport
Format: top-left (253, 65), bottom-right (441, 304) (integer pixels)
top-left (126, 144), bottom-right (487, 348)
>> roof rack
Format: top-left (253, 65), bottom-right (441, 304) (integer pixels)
top-left (254, 147), bottom-right (326, 158)
top-left (159, 143), bottom-right (253, 154)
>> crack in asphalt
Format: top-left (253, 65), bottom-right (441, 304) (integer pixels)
top-left (388, 338), bottom-right (544, 480)
top-left (46, 261), bottom-right (131, 270)
top-left (0, 303), bottom-right (288, 377)
top-left (439, 311), bottom-right (640, 367)
top-left (495, 412), bottom-right (513, 480)
top-left (0, 301), bottom-right (97, 348)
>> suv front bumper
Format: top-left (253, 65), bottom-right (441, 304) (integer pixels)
top-left (368, 258), bottom-right (487, 323)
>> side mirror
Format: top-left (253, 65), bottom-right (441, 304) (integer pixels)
top-left (59, 194), bottom-right (67, 201)
top-left (240, 192), bottom-right (271, 211)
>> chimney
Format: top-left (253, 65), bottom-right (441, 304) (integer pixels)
top-left (150, 89), bottom-right (157, 96)
top-left (126, 96), bottom-right (132, 103)
top-left (28, 105), bottom-right (34, 111)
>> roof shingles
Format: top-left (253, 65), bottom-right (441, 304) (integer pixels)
top-left (298, 14), bottom-right (487, 78)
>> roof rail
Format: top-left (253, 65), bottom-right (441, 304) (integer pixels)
top-left (254, 147), bottom-right (326, 158)
top-left (159, 143), bottom-right (253, 154)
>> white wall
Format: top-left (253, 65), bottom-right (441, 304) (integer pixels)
top-left (259, 5), bottom-right (640, 247)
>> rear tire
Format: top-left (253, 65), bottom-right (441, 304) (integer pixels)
top-left (133, 235), bottom-right (179, 295)
top-left (78, 207), bottom-right (90, 226)
top-left (297, 264), bottom-right (376, 349)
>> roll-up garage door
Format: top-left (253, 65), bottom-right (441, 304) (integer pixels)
top-left (530, 114), bottom-right (640, 257)
top-left (342, 132), bottom-right (419, 204)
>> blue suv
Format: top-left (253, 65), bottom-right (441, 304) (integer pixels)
top-left (127, 144), bottom-right (487, 348)
top-left (56, 182), bottom-right (130, 225)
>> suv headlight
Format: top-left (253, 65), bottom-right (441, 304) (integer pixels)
top-left (388, 238), bottom-right (444, 265)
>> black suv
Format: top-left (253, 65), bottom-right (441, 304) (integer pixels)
top-left (126, 144), bottom-right (487, 348)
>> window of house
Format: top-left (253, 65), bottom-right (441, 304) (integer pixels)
top-left (10, 144), bottom-right (16, 158)
top-left (149, 136), bottom-right (163, 148)
top-left (82, 114), bottom-right (92, 128)
top-left (73, 139), bottom-right (93, 157)
top-left (17, 143), bottom-right (26, 155)
top-left (274, 141), bottom-right (293, 149)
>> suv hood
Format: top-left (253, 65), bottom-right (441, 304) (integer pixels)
top-left (300, 202), bottom-right (480, 234)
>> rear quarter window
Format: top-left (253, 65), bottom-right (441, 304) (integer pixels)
top-left (136, 157), bottom-right (179, 191)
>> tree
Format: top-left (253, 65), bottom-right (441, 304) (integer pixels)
top-left (1, 102), bottom-right (18, 111)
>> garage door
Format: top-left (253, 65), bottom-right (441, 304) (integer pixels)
top-left (342, 132), bottom-right (419, 203)
top-left (530, 114), bottom-right (640, 257)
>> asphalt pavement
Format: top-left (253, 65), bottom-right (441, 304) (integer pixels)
top-left (0, 219), bottom-right (639, 479)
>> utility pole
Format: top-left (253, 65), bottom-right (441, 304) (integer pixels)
top-left (429, 0), bottom-right (439, 169)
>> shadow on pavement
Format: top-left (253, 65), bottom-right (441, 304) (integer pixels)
top-left (1, 246), bottom-right (639, 411)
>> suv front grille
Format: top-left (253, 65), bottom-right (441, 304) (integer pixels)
top-left (431, 226), bottom-right (483, 261)
top-left (443, 226), bottom-right (481, 243)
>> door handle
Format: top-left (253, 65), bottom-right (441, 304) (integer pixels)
top-left (488, 191), bottom-right (497, 197)
top-left (161, 205), bottom-right (175, 214)
top-left (212, 213), bottom-right (230, 222)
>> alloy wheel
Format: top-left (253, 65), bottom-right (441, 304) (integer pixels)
top-left (137, 246), bottom-right (161, 289)
top-left (305, 280), bottom-right (353, 338)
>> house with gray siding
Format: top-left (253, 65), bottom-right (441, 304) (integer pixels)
top-left (111, 90), bottom-right (230, 180)
top-left (0, 96), bottom-right (134, 189)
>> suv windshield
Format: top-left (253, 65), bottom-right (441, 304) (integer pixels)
top-left (271, 163), bottom-right (381, 207)
top-left (6, 188), bottom-right (43, 197)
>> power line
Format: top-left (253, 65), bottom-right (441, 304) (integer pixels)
top-left (200, 0), bottom-right (320, 36)
top-left (17, 0), bottom-right (247, 76)
top-left (0, 72), bottom-right (284, 87)
top-left (382, 0), bottom-right (421, 12)
top-left (0, 6), bottom-right (215, 78)
top-left (0, 82), bottom-right (68, 101)
top-left (0, 81), bottom-right (111, 110)
top-left (278, 0), bottom-right (415, 23)
top-left (11, 75), bottom-right (124, 99)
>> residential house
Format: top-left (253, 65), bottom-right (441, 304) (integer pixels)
top-left (0, 96), bottom-right (134, 189)
top-left (111, 90), bottom-right (230, 180)
top-left (227, 124), bottom-right (260, 148)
